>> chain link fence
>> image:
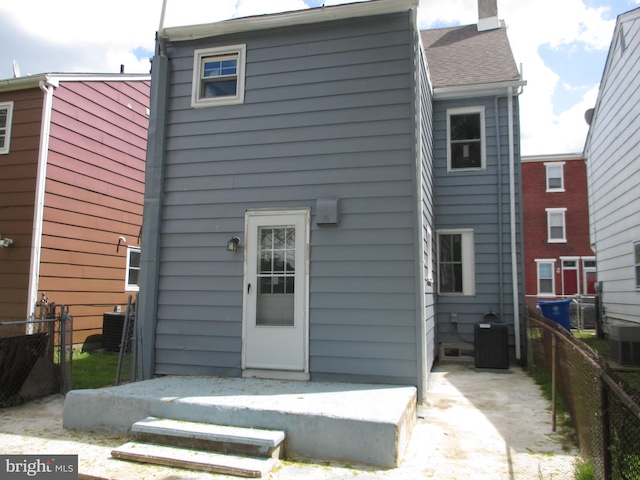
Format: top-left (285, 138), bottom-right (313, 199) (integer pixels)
top-left (0, 305), bottom-right (73, 407)
top-left (570, 294), bottom-right (597, 330)
top-left (527, 307), bottom-right (640, 479)
top-left (115, 295), bottom-right (137, 386)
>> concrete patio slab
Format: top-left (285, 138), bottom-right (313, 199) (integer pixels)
top-left (63, 376), bottom-right (417, 468)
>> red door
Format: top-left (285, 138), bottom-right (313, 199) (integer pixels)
top-left (562, 262), bottom-right (578, 295)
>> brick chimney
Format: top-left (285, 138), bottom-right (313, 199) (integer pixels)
top-left (477, 0), bottom-right (500, 31)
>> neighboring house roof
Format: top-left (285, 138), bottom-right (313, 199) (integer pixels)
top-left (0, 73), bottom-right (151, 92)
top-left (421, 22), bottom-right (522, 96)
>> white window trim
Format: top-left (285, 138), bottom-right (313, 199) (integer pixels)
top-left (544, 161), bottom-right (565, 192)
top-left (125, 246), bottom-right (141, 292)
top-left (546, 207), bottom-right (567, 243)
top-left (0, 101), bottom-right (14, 154)
top-left (191, 44), bottom-right (246, 108)
top-left (446, 106), bottom-right (486, 172)
top-left (535, 259), bottom-right (556, 297)
top-left (635, 241), bottom-right (640, 289)
top-left (426, 226), bottom-right (434, 285)
top-left (437, 228), bottom-right (475, 296)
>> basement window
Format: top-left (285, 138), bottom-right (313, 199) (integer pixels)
top-left (192, 45), bottom-right (246, 108)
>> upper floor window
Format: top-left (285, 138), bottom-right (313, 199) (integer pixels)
top-left (437, 229), bottom-right (475, 296)
top-left (0, 101), bottom-right (14, 154)
top-left (191, 44), bottom-right (246, 108)
top-left (126, 246), bottom-right (141, 291)
top-left (546, 208), bottom-right (567, 243)
top-left (447, 106), bottom-right (486, 171)
top-left (545, 162), bottom-right (564, 192)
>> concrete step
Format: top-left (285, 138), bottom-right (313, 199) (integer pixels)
top-left (112, 442), bottom-right (278, 478)
top-left (130, 417), bottom-right (285, 459)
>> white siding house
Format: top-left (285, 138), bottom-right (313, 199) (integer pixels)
top-left (584, 7), bottom-right (640, 326)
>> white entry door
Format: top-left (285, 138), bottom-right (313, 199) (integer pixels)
top-left (243, 209), bottom-right (309, 374)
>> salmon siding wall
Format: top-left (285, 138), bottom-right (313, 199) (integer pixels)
top-left (0, 88), bottom-right (43, 320)
top-left (39, 80), bottom-right (150, 345)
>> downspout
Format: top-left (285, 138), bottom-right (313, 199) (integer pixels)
top-left (137, 5), bottom-right (171, 379)
top-left (508, 86), bottom-right (521, 360)
top-left (494, 96), bottom-right (504, 318)
top-left (26, 78), bottom-right (55, 324)
top-left (157, 0), bottom-right (168, 56)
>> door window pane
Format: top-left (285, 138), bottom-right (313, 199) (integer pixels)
top-left (257, 226), bottom-right (295, 325)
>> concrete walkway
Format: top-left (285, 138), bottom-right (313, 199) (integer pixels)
top-left (0, 364), bottom-right (578, 479)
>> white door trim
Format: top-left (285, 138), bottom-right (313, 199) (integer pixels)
top-left (241, 208), bottom-right (310, 378)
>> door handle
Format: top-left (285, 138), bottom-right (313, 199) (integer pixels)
top-left (247, 283), bottom-right (251, 294)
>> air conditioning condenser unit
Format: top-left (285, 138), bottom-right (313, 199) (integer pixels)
top-left (609, 324), bottom-right (640, 365)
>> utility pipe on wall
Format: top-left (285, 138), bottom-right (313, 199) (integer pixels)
top-left (508, 86), bottom-right (521, 360)
top-left (27, 78), bottom-right (55, 323)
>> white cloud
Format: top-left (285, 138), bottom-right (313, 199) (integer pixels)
top-left (498, 0), bottom-right (616, 154)
top-left (0, 0), bottom-right (625, 155)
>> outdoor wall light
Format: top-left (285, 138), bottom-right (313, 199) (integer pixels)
top-left (227, 237), bottom-right (241, 252)
top-left (0, 235), bottom-right (13, 248)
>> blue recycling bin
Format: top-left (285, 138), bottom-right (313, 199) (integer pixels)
top-left (537, 299), bottom-right (572, 331)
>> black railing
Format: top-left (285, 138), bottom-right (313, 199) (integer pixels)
top-left (0, 308), bottom-right (73, 407)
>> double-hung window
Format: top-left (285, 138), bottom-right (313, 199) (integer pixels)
top-left (0, 101), bottom-right (14, 154)
top-left (546, 208), bottom-right (566, 243)
top-left (447, 106), bottom-right (486, 171)
top-left (437, 229), bottom-right (475, 295)
top-left (536, 259), bottom-right (555, 296)
top-left (125, 246), bottom-right (141, 291)
top-left (192, 44), bottom-right (246, 107)
top-left (545, 162), bottom-right (564, 191)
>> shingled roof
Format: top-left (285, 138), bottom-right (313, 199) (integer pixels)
top-left (421, 22), bottom-right (521, 89)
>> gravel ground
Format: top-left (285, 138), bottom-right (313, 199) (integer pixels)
top-left (0, 364), bottom-right (579, 479)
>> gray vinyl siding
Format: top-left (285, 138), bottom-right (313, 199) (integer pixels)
top-left (418, 47), bottom-right (436, 372)
top-left (585, 10), bottom-right (640, 325)
top-left (153, 12), bottom-right (420, 385)
top-left (433, 95), bottom-right (524, 358)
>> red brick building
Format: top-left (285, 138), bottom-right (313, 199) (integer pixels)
top-left (522, 153), bottom-right (596, 310)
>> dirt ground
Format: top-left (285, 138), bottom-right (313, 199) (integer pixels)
top-left (0, 364), bottom-right (579, 479)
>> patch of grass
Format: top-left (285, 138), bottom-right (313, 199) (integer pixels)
top-left (72, 350), bottom-right (127, 389)
top-left (573, 331), bottom-right (640, 392)
top-left (573, 331), bottom-right (609, 357)
top-left (574, 458), bottom-right (595, 480)
top-left (529, 365), bottom-right (570, 415)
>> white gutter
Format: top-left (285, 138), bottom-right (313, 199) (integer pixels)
top-left (433, 80), bottom-right (526, 100)
top-left (508, 86), bottom-right (521, 360)
top-left (26, 78), bottom-right (56, 321)
top-left (162, 0), bottom-right (418, 42)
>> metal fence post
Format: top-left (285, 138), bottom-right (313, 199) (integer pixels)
top-left (551, 334), bottom-right (557, 432)
top-left (600, 376), bottom-right (612, 480)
